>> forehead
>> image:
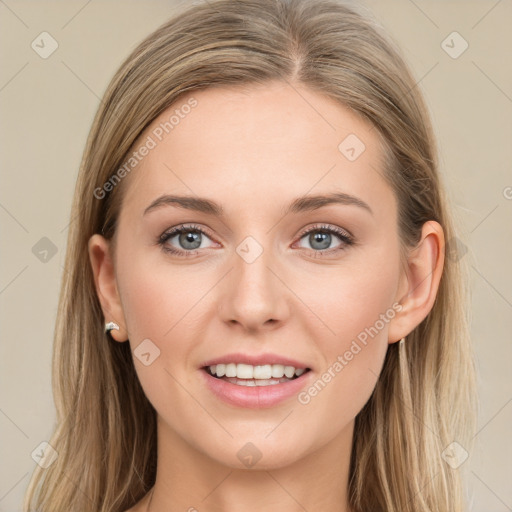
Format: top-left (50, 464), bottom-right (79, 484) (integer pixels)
top-left (120, 81), bottom-right (394, 221)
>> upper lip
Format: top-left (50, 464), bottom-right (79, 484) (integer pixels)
top-left (201, 352), bottom-right (311, 370)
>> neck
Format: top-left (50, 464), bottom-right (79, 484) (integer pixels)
top-left (147, 415), bottom-right (354, 512)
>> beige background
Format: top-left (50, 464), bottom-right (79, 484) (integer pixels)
top-left (1, 1), bottom-right (511, 510)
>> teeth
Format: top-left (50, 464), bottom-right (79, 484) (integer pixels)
top-left (223, 377), bottom-right (290, 387)
top-left (226, 363), bottom-right (237, 378)
top-left (254, 365), bottom-right (272, 379)
top-left (271, 365), bottom-right (284, 378)
top-left (208, 363), bottom-right (307, 380)
top-left (236, 363), bottom-right (252, 379)
top-left (283, 366), bottom-right (295, 378)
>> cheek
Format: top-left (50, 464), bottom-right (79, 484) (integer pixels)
top-left (116, 253), bottom-right (215, 382)
top-left (295, 253), bottom-right (399, 345)
top-left (118, 253), bottom-right (202, 341)
top-left (294, 254), bottom-right (397, 418)
top-left (297, 277), bottom-right (392, 431)
top-left (116, 259), bottom-right (200, 412)
top-left (300, 342), bottom-right (386, 443)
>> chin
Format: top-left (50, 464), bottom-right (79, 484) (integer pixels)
top-left (204, 439), bottom-right (312, 472)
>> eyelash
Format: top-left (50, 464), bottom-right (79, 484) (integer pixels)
top-left (157, 223), bottom-right (355, 258)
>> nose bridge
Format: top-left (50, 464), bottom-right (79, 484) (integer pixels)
top-left (235, 232), bottom-right (277, 303)
top-left (220, 232), bottom-right (288, 330)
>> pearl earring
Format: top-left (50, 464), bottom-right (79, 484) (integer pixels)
top-left (104, 321), bottom-right (120, 338)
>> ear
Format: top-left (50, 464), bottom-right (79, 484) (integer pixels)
top-left (388, 220), bottom-right (445, 344)
top-left (88, 233), bottom-right (128, 342)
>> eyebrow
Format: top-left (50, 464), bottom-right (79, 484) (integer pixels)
top-left (143, 192), bottom-right (373, 217)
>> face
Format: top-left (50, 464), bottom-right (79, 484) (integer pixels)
top-left (91, 81), bottom-right (413, 471)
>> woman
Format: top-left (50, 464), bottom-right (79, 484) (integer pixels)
top-left (24, 0), bottom-right (477, 510)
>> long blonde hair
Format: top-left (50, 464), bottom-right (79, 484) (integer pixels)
top-left (24, 0), bottom-right (476, 510)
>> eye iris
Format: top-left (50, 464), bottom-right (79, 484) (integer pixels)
top-left (179, 231), bottom-right (201, 250)
top-left (310, 231), bottom-right (331, 250)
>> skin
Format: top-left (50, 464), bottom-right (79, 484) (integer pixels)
top-left (88, 80), bottom-right (444, 512)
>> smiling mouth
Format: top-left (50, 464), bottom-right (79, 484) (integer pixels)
top-left (203, 364), bottom-right (311, 386)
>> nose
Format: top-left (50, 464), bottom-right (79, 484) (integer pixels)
top-left (218, 239), bottom-right (290, 333)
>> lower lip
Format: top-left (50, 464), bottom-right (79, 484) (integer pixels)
top-left (200, 368), bottom-right (313, 409)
